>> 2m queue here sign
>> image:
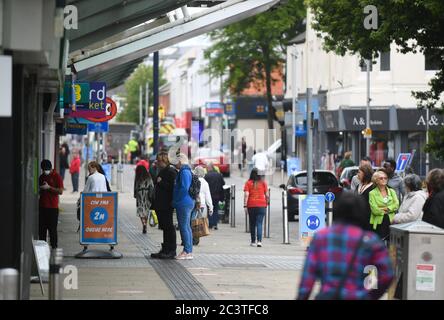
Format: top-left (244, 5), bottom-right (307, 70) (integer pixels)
top-left (80, 192), bottom-right (118, 245)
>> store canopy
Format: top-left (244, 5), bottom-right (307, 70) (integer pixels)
top-left (67, 0), bottom-right (281, 89)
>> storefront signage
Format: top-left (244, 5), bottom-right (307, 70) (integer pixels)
top-left (397, 109), bottom-right (444, 131)
top-left (205, 102), bottom-right (224, 117)
top-left (64, 82), bottom-right (107, 118)
top-left (342, 109), bottom-right (390, 131)
top-left (65, 122), bottom-right (87, 135)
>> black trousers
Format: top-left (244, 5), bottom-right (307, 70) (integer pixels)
top-left (39, 207), bottom-right (59, 249)
top-left (157, 209), bottom-right (177, 254)
top-left (71, 172), bottom-right (79, 192)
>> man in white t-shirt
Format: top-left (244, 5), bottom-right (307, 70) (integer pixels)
top-left (252, 150), bottom-right (269, 176)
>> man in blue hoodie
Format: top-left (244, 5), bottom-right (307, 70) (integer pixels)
top-left (171, 153), bottom-right (195, 260)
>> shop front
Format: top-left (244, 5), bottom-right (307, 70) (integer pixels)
top-left (319, 107), bottom-right (444, 175)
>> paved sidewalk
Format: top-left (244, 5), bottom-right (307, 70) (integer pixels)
top-left (31, 165), bottom-right (307, 300)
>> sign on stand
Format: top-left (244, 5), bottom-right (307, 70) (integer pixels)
top-left (80, 192), bottom-right (118, 245)
top-left (299, 194), bottom-right (326, 247)
top-left (396, 153), bottom-right (412, 173)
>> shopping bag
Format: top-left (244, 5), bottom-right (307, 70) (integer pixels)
top-left (149, 210), bottom-right (158, 227)
top-left (191, 214), bottom-right (210, 238)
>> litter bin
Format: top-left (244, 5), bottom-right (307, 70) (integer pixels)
top-left (389, 220), bottom-right (444, 300)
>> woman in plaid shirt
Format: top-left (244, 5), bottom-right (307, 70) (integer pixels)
top-left (297, 193), bottom-right (394, 300)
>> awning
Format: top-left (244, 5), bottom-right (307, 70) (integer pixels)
top-left (67, 0), bottom-right (280, 90)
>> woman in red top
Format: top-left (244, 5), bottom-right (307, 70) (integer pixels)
top-left (69, 153), bottom-right (81, 192)
top-left (243, 168), bottom-right (269, 247)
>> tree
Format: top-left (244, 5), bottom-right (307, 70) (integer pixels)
top-left (204, 0), bottom-right (306, 129)
top-left (117, 63), bottom-right (166, 123)
top-left (307, 0), bottom-right (444, 159)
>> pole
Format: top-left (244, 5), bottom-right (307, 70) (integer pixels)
top-left (139, 85), bottom-right (143, 127)
top-left (153, 51), bottom-right (159, 155)
top-left (306, 88), bottom-right (313, 195)
top-left (264, 187), bottom-right (271, 238)
top-left (327, 201), bottom-right (333, 227)
top-left (95, 132), bottom-right (100, 163)
top-left (426, 108), bottom-right (430, 175)
top-left (282, 190), bottom-right (290, 244)
top-left (366, 59), bottom-right (371, 156)
top-left (49, 248), bottom-right (63, 300)
top-left (145, 82), bottom-right (149, 124)
top-left (292, 47), bottom-right (297, 156)
top-left (85, 134), bottom-right (89, 183)
top-left (231, 184), bottom-right (236, 228)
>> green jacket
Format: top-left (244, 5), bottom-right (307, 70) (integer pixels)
top-left (369, 187), bottom-right (399, 230)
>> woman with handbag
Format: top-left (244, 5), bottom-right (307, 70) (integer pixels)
top-left (134, 165), bottom-right (155, 234)
top-left (369, 169), bottom-right (399, 242)
top-left (243, 168), bottom-right (269, 247)
top-left (192, 166), bottom-right (213, 245)
top-left (297, 193), bottom-right (394, 300)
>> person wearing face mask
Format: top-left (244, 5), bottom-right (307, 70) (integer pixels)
top-left (39, 159), bottom-right (64, 249)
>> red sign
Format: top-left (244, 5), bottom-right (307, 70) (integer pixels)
top-left (84, 97), bottom-right (118, 123)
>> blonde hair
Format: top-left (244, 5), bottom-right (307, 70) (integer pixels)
top-left (344, 151), bottom-right (352, 159)
top-left (372, 170), bottom-right (388, 185)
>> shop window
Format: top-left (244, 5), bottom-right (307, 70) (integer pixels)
top-left (380, 51), bottom-right (390, 71)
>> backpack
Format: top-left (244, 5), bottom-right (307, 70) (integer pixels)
top-left (189, 172), bottom-right (201, 201)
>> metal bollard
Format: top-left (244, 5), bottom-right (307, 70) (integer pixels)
top-left (0, 268), bottom-right (19, 300)
top-left (49, 248), bottom-right (63, 300)
top-left (282, 190), bottom-right (290, 244)
top-left (245, 209), bottom-right (249, 233)
top-left (230, 184), bottom-right (236, 228)
top-left (264, 188), bottom-right (271, 238)
top-left (327, 201), bottom-right (333, 227)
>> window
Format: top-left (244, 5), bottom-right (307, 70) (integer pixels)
top-left (380, 51), bottom-right (390, 71)
top-left (360, 59), bottom-right (373, 72)
top-left (425, 49), bottom-right (441, 71)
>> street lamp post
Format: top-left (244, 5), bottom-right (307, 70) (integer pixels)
top-left (365, 59), bottom-right (371, 157)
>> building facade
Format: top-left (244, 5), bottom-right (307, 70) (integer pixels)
top-left (286, 11), bottom-right (443, 176)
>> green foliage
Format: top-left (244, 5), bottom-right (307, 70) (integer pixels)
top-left (203, 0), bottom-right (306, 128)
top-left (117, 63), bottom-right (166, 123)
top-left (308, 0), bottom-right (444, 159)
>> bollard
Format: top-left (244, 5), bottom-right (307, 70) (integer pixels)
top-left (327, 201), bottom-right (333, 227)
top-left (230, 184), bottom-right (236, 228)
top-left (0, 268), bottom-right (19, 300)
top-left (282, 190), bottom-right (290, 244)
top-left (49, 248), bottom-right (63, 300)
top-left (264, 188), bottom-right (271, 238)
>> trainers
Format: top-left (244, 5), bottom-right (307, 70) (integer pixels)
top-left (257, 242), bottom-right (262, 247)
top-left (250, 242), bottom-right (256, 247)
top-left (175, 252), bottom-right (193, 260)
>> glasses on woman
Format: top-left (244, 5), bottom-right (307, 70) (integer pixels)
top-left (379, 177), bottom-right (388, 180)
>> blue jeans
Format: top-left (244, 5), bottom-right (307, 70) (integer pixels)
top-left (248, 207), bottom-right (266, 243)
top-left (176, 204), bottom-right (194, 253)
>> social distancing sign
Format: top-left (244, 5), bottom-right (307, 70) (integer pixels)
top-left (80, 192), bottom-right (118, 245)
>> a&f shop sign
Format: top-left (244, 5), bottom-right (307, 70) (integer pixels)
top-left (80, 192), bottom-right (118, 245)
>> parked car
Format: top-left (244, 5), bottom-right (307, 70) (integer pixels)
top-left (280, 170), bottom-right (343, 221)
top-left (193, 148), bottom-right (230, 177)
top-left (339, 166), bottom-right (380, 191)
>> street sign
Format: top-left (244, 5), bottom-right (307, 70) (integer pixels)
top-left (396, 153), bottom-right (412, 172)
top-left (299, 194), bottom-right (326, 247)
top-left (287, 157), bottom-right (301, 177)
top-left (325, 192), bottom-right (335, 202)
top-left (88, 122), bottom-right (109, 133)
top-left (80, 192), bottom-right (118, 245)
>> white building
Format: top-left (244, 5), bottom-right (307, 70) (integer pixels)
top-left (285, 11), bottom-right (443, 175)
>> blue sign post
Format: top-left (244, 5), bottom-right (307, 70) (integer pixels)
top-left (88, 122), bottom-right (109, 133)
top-left (299, 194), bottom-right (326, 246)
top-left (325, 192), bottom-right (335, 226)
top-left (396, 153), bottom-right (412, 173)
